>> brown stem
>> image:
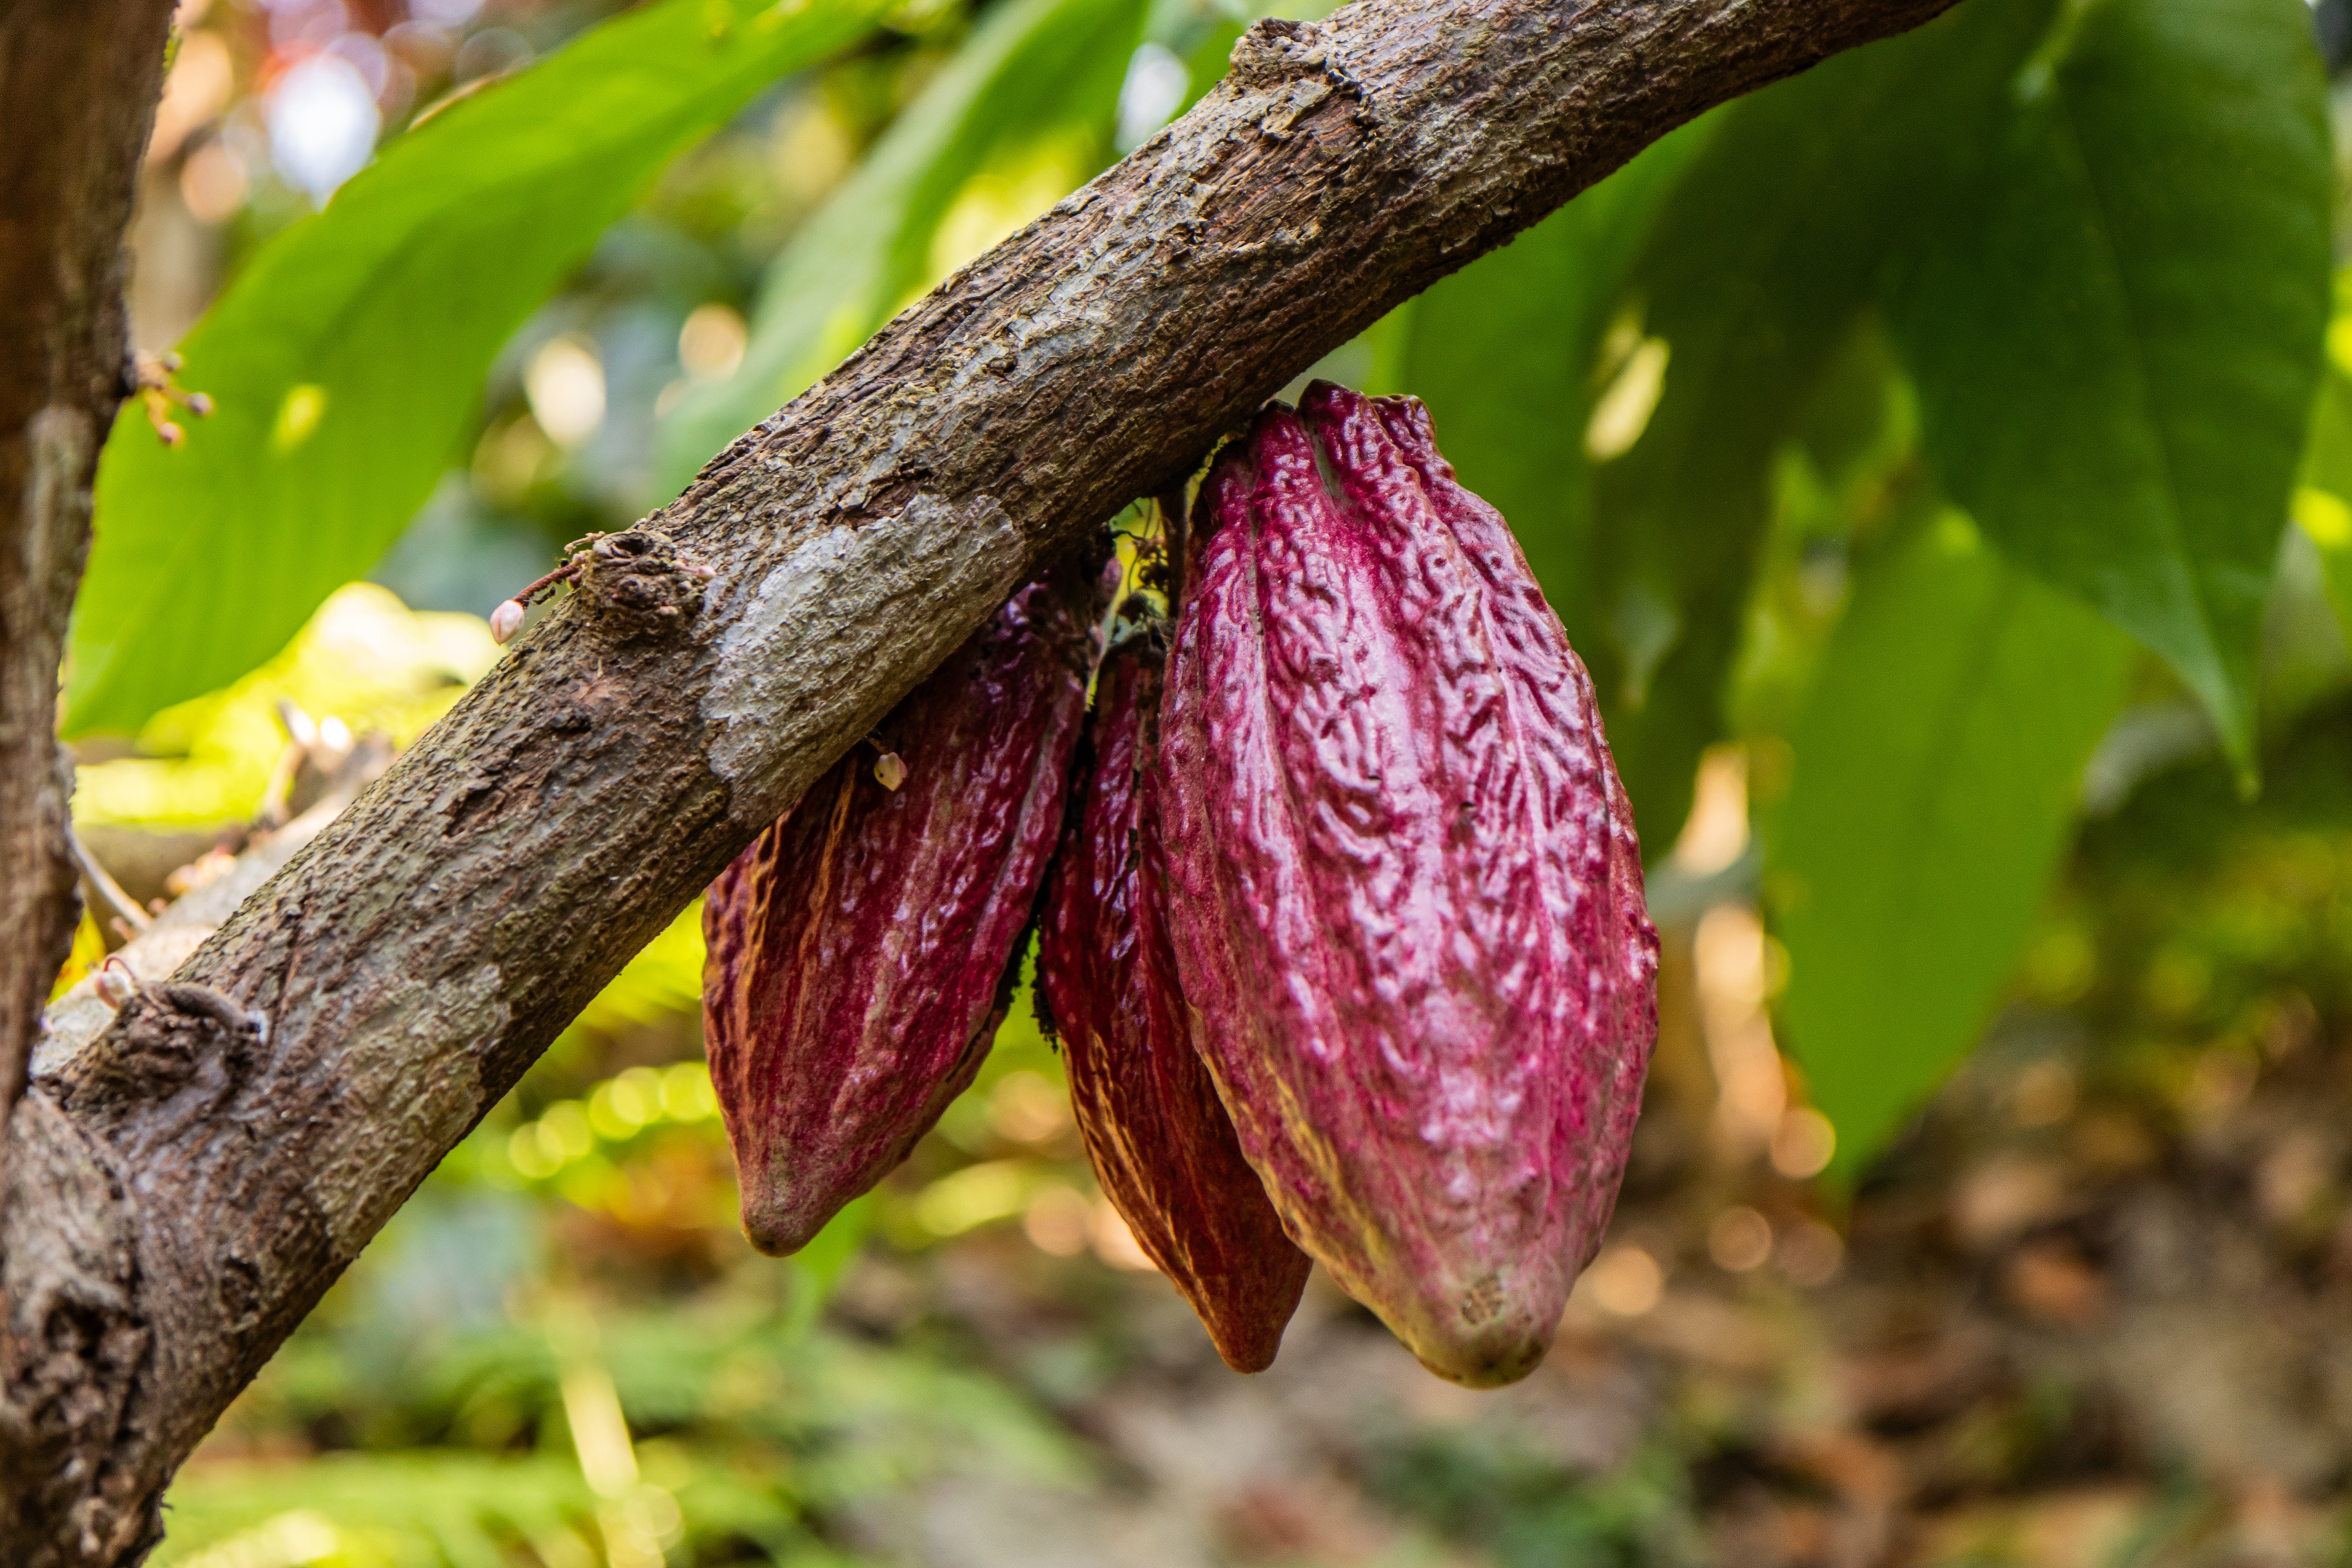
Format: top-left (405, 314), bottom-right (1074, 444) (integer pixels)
top-left (65, 831), bottom-right (150, 943)
top-left (0, 0), bottom-right (177, 1234)
top-left (0, 0), bottom-right (1959, 1556)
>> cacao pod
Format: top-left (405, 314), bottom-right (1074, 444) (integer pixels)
top-left (1158, 381), bottom-right (1660, 1387)
top-left (1035, 629), bottom-right (1312, 1373)
top-left (703, 559), bottom-right (1096, 1256)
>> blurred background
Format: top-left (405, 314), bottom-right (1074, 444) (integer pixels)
top-left (50, 0), bottom-right (2352, 1563)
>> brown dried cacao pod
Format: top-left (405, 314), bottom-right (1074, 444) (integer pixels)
top-left (702, 559), bottom-right (1096, 1256)
top-left (1158, 381), bottom-right (1660, 1387)
top-left (1034, 630), bottom-right (1312, 1373)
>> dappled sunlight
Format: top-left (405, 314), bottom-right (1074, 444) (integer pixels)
top-left (73, 583), bottom-right (494, 829)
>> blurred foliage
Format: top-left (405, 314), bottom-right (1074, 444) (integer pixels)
top-left (73, 0), bottom-right (889, 737)
top-left (1367, 1434), bottom-right (1702, 1568)
top-left (653, 0), bottom-right (1147, 490)
top-left (2033, 690), bottom-right (2352, 1065)
top-left (74, 583), bottom-right (496, 828)
top-left (1767, 515), bottom-right (2134, 1170)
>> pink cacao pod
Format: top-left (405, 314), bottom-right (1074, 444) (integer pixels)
top-left (1158, 381), bottom-right (1660, 1387)
top-left (1035, 630), bottom-right (1312, 1372)
top-left (703, 560), bottom-right (1096, 1256)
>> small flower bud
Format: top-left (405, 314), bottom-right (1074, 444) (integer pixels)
top-left (489, 598), bottom-right (526, 644)
top-left (94, 965), bottom-right (140, 1008)
top-left (871, 751), bottom-right (907, 791)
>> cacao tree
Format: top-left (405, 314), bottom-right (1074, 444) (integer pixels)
top-left (0, 0), bottom-right (2337, 1555)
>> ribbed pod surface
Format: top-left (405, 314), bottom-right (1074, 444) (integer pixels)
top-left (1158, 382), bottom-right (1659, 1386)
top-left (703, 562), bottom-right (1096, 1256)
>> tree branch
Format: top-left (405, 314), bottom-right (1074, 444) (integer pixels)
top-left (0, 2), bottom-right (177, 1229)
top-left (0, 0), bottom-right (1959, 1555)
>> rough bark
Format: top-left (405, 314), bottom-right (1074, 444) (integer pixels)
top-left (0, 0), bottom-right (1960, 1556)
top-left (0, 4), bottom-right (178, 1238)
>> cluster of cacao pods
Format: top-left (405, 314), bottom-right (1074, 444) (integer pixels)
top-left (703, 381), bottom-right (1659, 1387)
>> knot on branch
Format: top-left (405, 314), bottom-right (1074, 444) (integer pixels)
top-left (1230, 17), bottom-right (1364, 97)
top-left (1227, 18), bottom-right (1370, 149)
top-left (55, 980), bottom-right (268, 1115)
top-left (1230, 17), bottom-right (1329, 85)
top-left (576, 528), bottom-right (711, 642)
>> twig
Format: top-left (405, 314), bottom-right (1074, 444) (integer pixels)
top-left (67, 825), bottom-right (151, 938)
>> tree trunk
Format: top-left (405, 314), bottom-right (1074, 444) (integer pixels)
top-left (0, 0), bottom-right (1960, 1557)
top-left (0, 1), bottom-right (176, 1246)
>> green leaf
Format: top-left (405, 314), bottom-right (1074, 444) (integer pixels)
top-left (1884, 0), bottom-right (2332, 771)
top-left (655, 0), bottom-right (1145, 492)
top-left (1768, 514), bottom-right (2134, 1169)
top-left (69, 0), bottom-right (886, 738)
top-left (1576, 32), bottom-right (1949, 847)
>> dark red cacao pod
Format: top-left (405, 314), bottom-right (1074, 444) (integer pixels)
top-left (703, 561), bottom-right (1096, 1256)
top-left (1158, 381), bottom-right (1660, 1387)
top-left (1035, 631), bottom-right (1312, 1373)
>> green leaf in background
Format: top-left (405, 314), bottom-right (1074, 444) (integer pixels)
top-left (1569, 24), bottom-right (1953, 848)
top-left (655, 0), bottom-right (1145, 492)
top-left (1769, 514), bottom-right (2134, 1170)
top-left (68, 0), bottom-right (887, 738)
top-left (1884, 0), bottom-right (2331, 772)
